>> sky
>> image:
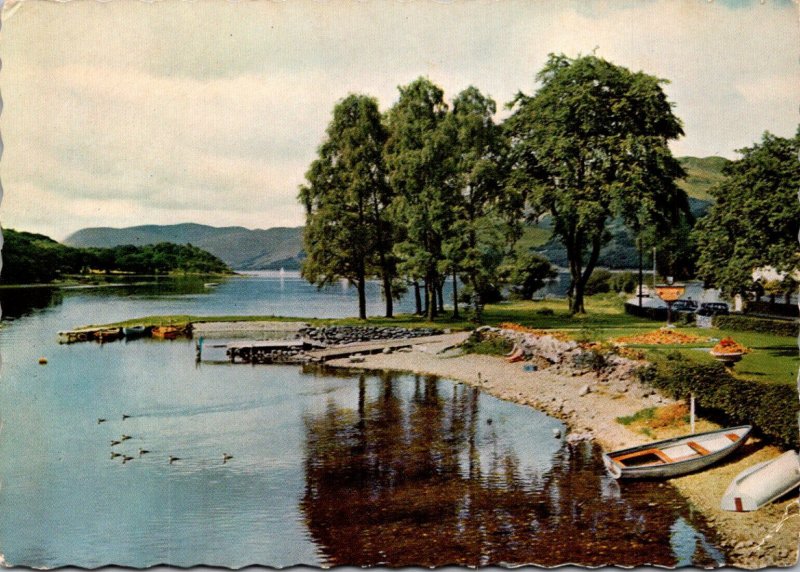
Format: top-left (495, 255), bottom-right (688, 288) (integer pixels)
top-left (0, 0), bottom-right (797, 241)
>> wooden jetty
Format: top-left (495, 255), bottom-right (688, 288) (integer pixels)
top-left (221, 339), bottom-right (325, 364)
top-left (58, 327), bottom-right (123, 344)
top-left (208, 334), bottom-right (464, 365)
top-left (307, 334), bottom-right (467, 363)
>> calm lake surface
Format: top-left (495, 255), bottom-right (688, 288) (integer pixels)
top-left (0, 273), bottom-right (726, 567)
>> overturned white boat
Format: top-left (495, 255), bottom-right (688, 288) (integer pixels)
top-left (721, 450), bottom-right (800, 512)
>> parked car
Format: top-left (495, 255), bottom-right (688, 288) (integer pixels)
top-left (696, 302), bottom-right (729, 316)
top-left (672, 299), bottom-right (698, 312)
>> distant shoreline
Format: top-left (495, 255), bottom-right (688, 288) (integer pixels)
top-left (0, 272), bottom-right (236, 290)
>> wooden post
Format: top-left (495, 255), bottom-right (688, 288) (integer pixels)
top-left (690, 394), bottom-right (696, 434)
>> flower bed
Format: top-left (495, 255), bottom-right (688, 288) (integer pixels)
top-left (710, 337), bottom-right (750, 355)
top-left (498, 322), bottom-right (572, 342)
top-left (613, 329), bottom-right (708, 346)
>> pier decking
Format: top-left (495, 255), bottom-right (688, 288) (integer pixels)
top-left (307, 333), bottom-right (469, 363)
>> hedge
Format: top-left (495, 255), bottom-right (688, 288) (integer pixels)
top-left (638, 358), bottom-right (799, 449)
top-left (624, 303), bottom-right (694, 325)
top-left (625, 303), bottom-right (667, 321)
top-left (713, 314), bottom-right (799, 337)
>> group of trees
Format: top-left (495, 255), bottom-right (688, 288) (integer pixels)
top-left (694, 128), bottom-right (800, 301)
top-left (301, 54), bottom-right (690, 318)
top-left (1, 229), bottom-right (230, 284)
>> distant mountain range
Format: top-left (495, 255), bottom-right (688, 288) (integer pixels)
top-left (64, 157), bottom-right (727, 271)
top-left (64, 224), bottom-right (304, 270)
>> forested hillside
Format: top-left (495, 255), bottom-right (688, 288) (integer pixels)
top-left (65, 223), bottom-right (304, 270)
top-left (1, 229), bottom-right (231, 284)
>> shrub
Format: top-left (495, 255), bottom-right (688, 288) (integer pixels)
top-left (572, 348), bottom-right (607, 371)
top-left (462, 331), bottom-right (514, 356)
top-left (585, 269), bottom-right (613, 295)
top-left (713, 314), bottom-right (798, 337)
top-left (638, 359), bottom-right (799, 448)
top-left (610, 271), bottom-right (637, 294)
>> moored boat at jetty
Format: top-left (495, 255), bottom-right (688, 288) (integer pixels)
top-left (93, 327), bottom-right (123, 343)
top-left (122, 325), bottom-right (149, 338)
top-left (721, 450), bottom-right (800, 512)
top-left (151, 325), bottom-right (187, 339)
top-left (603, 425), bottom-right (751, 479)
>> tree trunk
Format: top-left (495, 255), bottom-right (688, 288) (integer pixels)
top-left (357, 271), bottom-right (367, 320)
top-left (426, 278), bottom-right (436, 321)
top-left (382, 274), bottom-right (393, 318)
top-left (414, 281), bottom-right (422, 315)
top-left (437, 281), bottom-right (445, 314)
top-left (571, 280), bottom-right (586, 315)
top-left (423, 279), bottom-right (430, 318)
top-left (570, 234), bottom-right (603, 314)
top-left (452, 270), bottom-right (460, 319)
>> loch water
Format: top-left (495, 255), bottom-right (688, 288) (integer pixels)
top-left (0, 273), bottom-right (725, 567)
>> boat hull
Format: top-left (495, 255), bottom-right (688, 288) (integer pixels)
top-left (152, 326), bottom-right (185, 339)
top-left (123, 326), bottom-right (148, 338)
top-left (603, 425), bottom-right (752, 480)
top-left (721, 450), bottom-right (800, 512)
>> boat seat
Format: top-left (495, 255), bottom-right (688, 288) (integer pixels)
top-left (726, 433), bottom-right (740, 442)
top-left (687, 441), bottom-right (711, 456)
top-left (613, 448), bottom-right (673, 467)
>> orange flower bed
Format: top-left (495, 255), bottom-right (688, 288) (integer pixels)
top-left (711, 337), bottom-right (750, 355)
top-left (614, 329), bottom-right (707, 346)
top-left (498, 322), bottom-right (572, 342)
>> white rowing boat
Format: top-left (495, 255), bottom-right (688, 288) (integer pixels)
top-left (603, 425), bottom-right (751, 479)
top-left (721, 450), bottom-right (800, 512)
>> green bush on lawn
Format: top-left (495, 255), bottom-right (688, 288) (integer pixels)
top-left (638, 357), bottom-right (799, 449)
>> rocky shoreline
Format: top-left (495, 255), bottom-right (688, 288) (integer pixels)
top-left (323, 328), bottom-right (799, 569)
top-left (298, 325), bottom-right (444, 345)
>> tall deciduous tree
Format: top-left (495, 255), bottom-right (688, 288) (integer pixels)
top-left (505, 54), bottom-right (687, 313)
top-left (385, 78), bottom-right (456, 320)
top-left (444, 86), bottom-right (516, 319)
top-left (693, 129), bottom-right (800, 297)
top-left (299, 94), bottom-right (395, 319)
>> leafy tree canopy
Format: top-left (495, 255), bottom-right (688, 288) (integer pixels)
top-left (1, 228), bottom-right (230, 284)
top-left (299, 93), bottom-right (395, 318)
top-left (693, 129), bottom-right (800, 295)
top-left (505, 53), bottom-right (688, 313)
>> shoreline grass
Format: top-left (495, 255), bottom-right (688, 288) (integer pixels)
top-left (77, 292), bottom-right (797, 386)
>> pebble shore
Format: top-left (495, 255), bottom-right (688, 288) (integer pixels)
top-left (324, 329), bottom-right (799, 568)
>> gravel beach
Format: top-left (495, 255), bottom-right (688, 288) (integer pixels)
top-left (325, 333), bottom-right (799, 568)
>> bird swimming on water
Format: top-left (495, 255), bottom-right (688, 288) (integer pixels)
top-left (138, 448), bottom-right (150, 457)
top-left (110, 451), bottom-right (122, 459)
top-left (169, 456), bottom-right (180, 464)
top-left (122, 455), bottom-right (134, 464)
top-left (223, 453), bottom-right (233, 464)
top-left (97, 418), bottom-right (107, 424)
top-left (110, 440), bottom-right (122, 446)
top-left (122, 414), bottom-right (130, 421)
top-left (120, 435), bottom-right (131, 441)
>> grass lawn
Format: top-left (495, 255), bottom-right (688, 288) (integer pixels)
top-left (88, 292), bottom-right (797, 386)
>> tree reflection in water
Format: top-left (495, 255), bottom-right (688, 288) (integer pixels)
top-left (301, 371), bottom-right (725, 567)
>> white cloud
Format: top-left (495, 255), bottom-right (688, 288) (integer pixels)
top-left (1, 0), bottom-right (797, 239)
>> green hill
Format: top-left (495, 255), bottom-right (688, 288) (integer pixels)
top-left (677, 155), bottom-right (730, 201)
top-left (65, 223), bottom-right (305, 270)
top-left (61, 156), bottom-right (723, 273)
top-left (1, 228), bottom-right (231, 284)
